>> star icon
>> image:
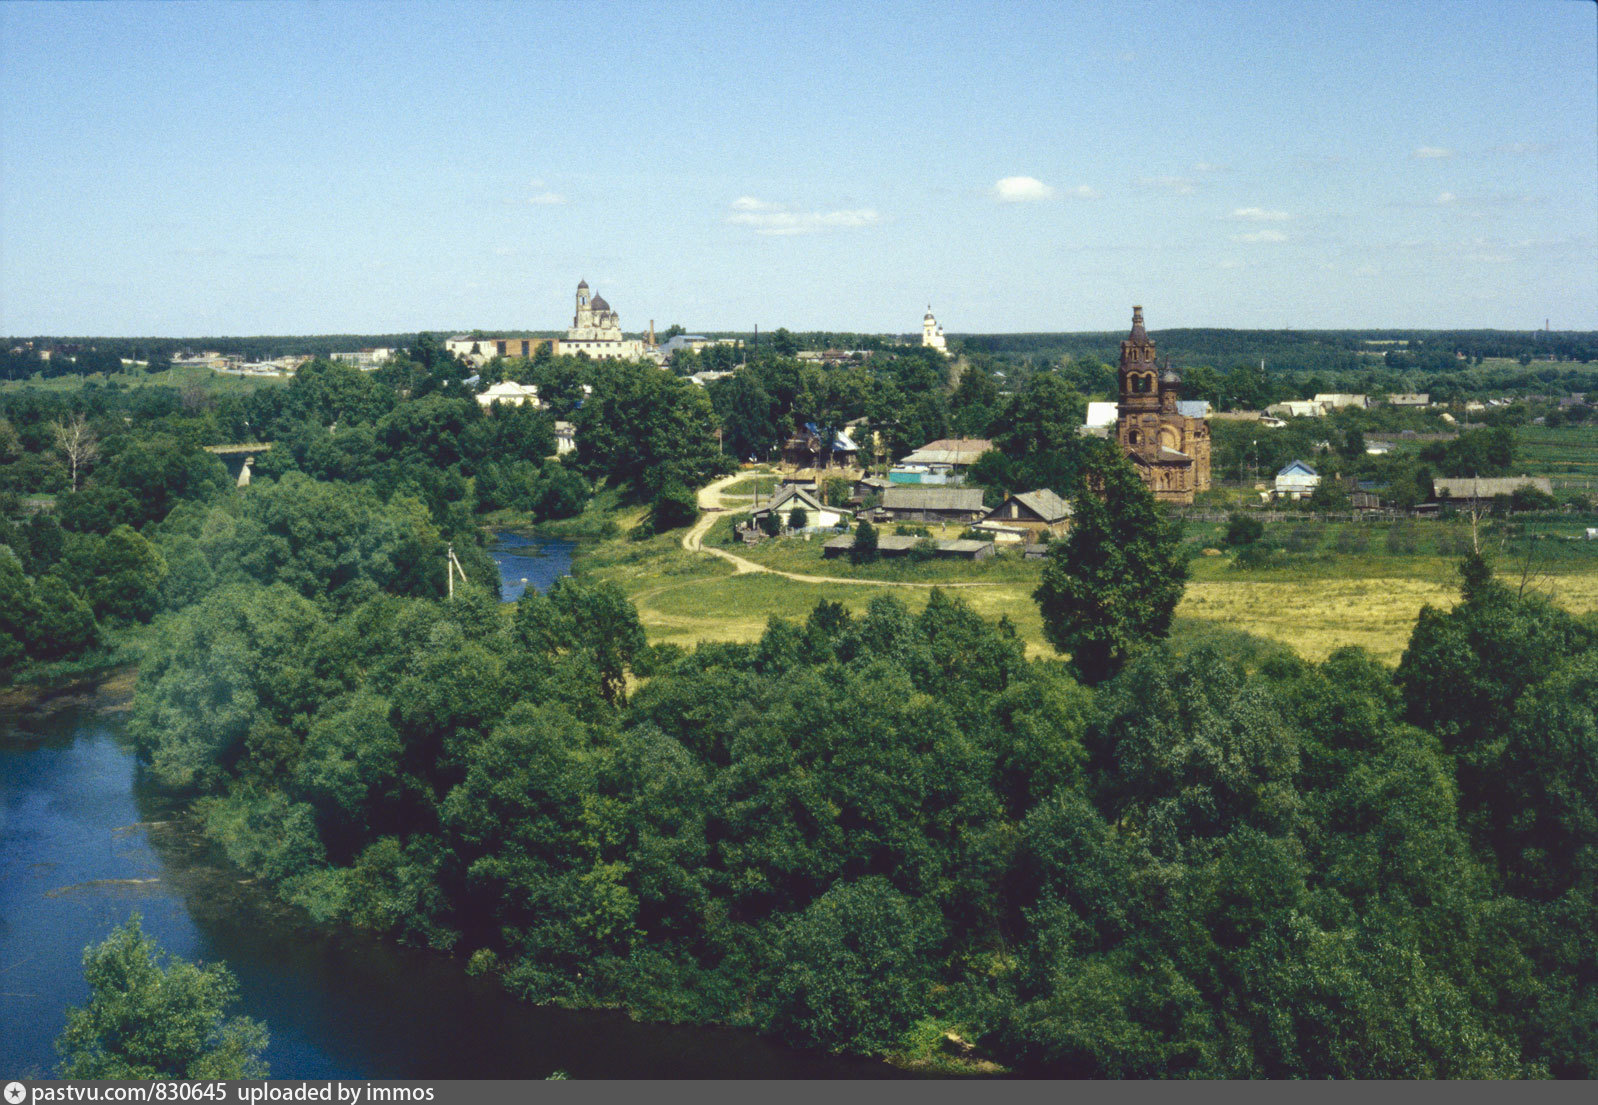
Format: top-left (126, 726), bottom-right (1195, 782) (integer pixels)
top-left (5, 1082), bottom-right (27, 1105)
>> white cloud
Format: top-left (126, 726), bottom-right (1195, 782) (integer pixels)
top-left (522, 178), bottom-right (566, 205)
top-left (992, 176), bottom-right (1055, 203)
top-left (1413, 146), bottom-right (1454, 159)
top-left (1068, 184), bottom-right (1101, 199)
top-left (1437, 192), bottom-right (1457, 205)
top-left (1228, 207), bottom-right (1292, 222)
top-left (1193, 162), bottom-right (1227, 173)
top-left (1140, 176), bottom-right (1197, 195)
top-left (1234, 229), bottom-right (1288, 243)
top-left (726, 197), bottom-right (881, 236)
top-left (1493, 141), bottom-right (1549, 155)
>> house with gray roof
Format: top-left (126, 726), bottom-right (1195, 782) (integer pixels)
top-left (1432, 476), bottom-right (1554, 505)
top-left (822, 534), bottom-right (995, 561)
top-left (978, 489), bottom-right (1072, 539)
top-left (897, 437), bottom-right (993, 467)
top-left (878, 485), bottom-right (987, 524)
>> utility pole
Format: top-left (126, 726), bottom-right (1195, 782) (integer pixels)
top-left (445, 543), bottom-right (468, 599)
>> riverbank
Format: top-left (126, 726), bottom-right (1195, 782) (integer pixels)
top-left (0, 663), bottom-right (137, 727)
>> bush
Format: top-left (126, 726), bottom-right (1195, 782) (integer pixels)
top-left (1308, 479), bottom-right (1350, 511)
top-left (1330, 526), bottom-right (1367, 553)
top-left (822, 476), bottom-right (852, 505)
top-left (907, 537), bottom-right (938, 563)
top-left (850, 520), bottom-right (879, 564)
top-left (1225, 513), bottom-right (1265, 546)
top-left (1281, 525), bottom-right (1322, 554)
top-left (1385, 522), bottom-right (1420, 555)
top-left (648, 482), bottom-right (699, 533)
top-left (1231, 542), bottom-right (1285, 570)
top-left (894, 523), bottom-right (932, 538)
top-left (788, 506), bottom-right (809, 531)
top-left (1510, 485), bottom-right (1558, 513)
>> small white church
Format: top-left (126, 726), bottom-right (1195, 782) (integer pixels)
top-left (922, 306), bottom-right (947, 354)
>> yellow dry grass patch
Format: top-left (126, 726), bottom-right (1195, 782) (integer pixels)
top-left (627, 571), bottom-right (1598, 668)
top-left (1180, 572), bottom-right (1598, 665)
top-left (588, 514), bottom-right (1598, 669)
top-left (1178, 578), bottom-right (1459, 665)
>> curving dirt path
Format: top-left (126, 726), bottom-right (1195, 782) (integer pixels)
top-left (681, 473), bottom-right (1003, 589)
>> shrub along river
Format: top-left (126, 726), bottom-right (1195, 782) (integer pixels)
top-left (0, 535), bottom-right (905, 1079)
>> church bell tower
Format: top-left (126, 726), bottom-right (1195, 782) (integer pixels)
top-left (1119, 305), bottom-right (1160, 414)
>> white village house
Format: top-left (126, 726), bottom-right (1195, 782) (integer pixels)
top-left (749, 484), bottom-right (846, 531)
top-left (476, 380), bottom-right (541, 409)
top-left (747, 486), bottom-right (850, 534)
top-left (1274, 459), bottom-right (1321, 500)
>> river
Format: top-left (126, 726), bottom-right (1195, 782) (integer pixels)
top-left (0, 535), bottom-right (910, 1079)
top-left (489, 531), bottom-right (575, 603)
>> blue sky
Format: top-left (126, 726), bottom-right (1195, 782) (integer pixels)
top-left (2, 0), bottom-right (1594, 336)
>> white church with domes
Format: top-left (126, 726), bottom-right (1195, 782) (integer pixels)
top-left (922, 306), bottom-right (948, 354)
top-left (564, 280), bottom-right (647, 360)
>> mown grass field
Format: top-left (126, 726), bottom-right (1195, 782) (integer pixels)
top-left (535, 496), bottom-right (1598, 667)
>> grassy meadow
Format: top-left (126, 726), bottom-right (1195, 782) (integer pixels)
top-left (0, 362), bottom-right (287, 395)
top-left (533, 495), bottom-right (1598, 667)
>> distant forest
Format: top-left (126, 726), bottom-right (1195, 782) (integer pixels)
top-left (8, 327), bottom-right (1597, 366)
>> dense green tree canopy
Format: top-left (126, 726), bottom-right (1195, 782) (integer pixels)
top-left (55, 917), bottom-right (269, 1080)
